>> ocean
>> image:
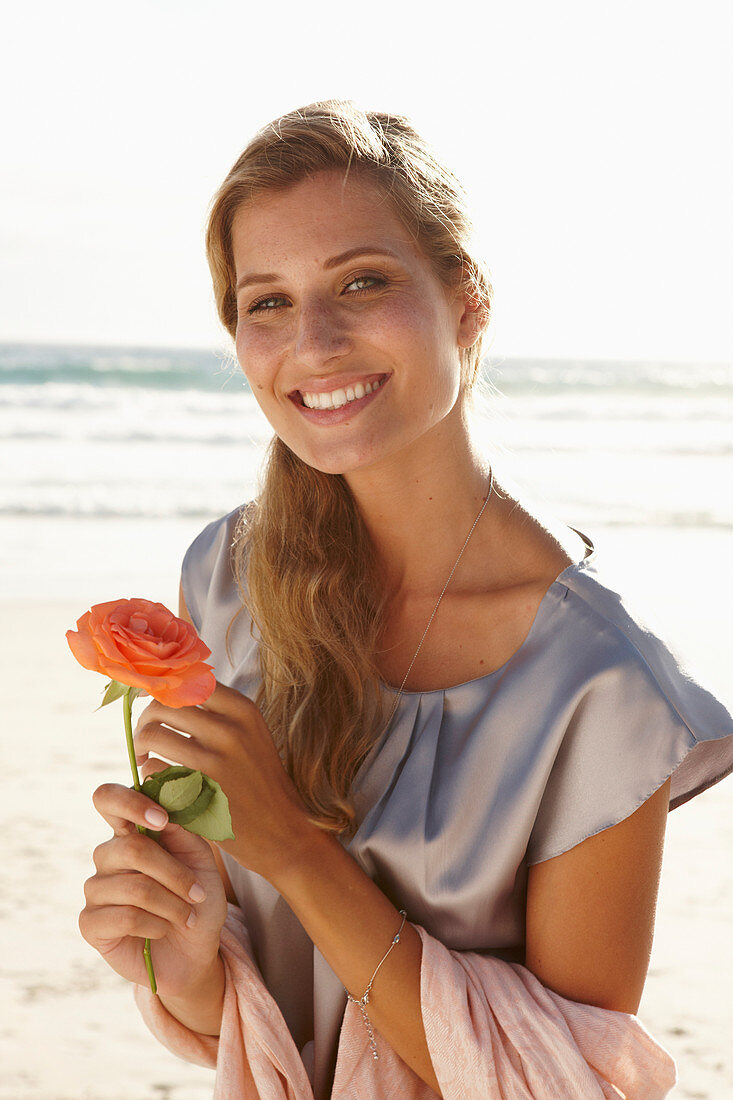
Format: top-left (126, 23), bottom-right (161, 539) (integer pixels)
top-left (2, 342), bottom-right (732, 611)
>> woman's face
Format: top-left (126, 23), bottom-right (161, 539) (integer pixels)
top-left (231, 170), bottom-right (480, 477)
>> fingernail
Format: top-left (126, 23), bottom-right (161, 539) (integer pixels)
top-left (145, 808), bottom-right (168, 828)
top-left (189, 883), bottom-right (206, 903)
top-left (186, 909), bottom-right (198, 928)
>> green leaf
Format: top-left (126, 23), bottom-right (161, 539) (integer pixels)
top-left (182, 775), bottom-right (235, 842)
top-left (140, 765), bottom-right (234, 842)
top-left (96, 681), bottom-right (146, 711)
top-left (158, 770), bottom-right (203, 813)
top-left (141, 765), bottom-right (192, 802)
top-left (97, 680), bottom-right (127, 709)
top-left (168, 782), bottom-right (215, 825)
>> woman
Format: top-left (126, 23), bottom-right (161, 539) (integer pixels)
top-left (80, 101), bottom-right (733, 1098)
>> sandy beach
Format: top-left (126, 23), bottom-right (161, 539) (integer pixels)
top-left (1, 524), bottom-right (731, 1099)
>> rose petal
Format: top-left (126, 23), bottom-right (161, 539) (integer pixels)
top-left (151, 666), bottom-right (217, 707)
top-left (147, 608), bottom-right (175, 634)
top-left (66, 616), bottom-right (105, 672)
top-left (128, 614), bottom-right (151, 633)
top-left (108, 599), bottom-right (156, 630)
top-left (114, 632), bottom-right (179, 660)
top-left (89, 599), bottom-right (133, 623)
top-left (94, 624), bottom-right (131, 666)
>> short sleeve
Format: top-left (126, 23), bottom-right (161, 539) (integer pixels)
top-left (525, 572), bottom-right (733, 865)
top-left (527, 658), bottom-right (692, 864)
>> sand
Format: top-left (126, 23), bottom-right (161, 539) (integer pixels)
top-left (1, 524), bottom-right (731, 1099)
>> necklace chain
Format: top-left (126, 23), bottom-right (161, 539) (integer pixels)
top-left (383, 467), bottom-right (494, 730)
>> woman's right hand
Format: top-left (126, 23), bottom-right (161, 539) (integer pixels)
top-left (79, 783), bottom-right (228, 998)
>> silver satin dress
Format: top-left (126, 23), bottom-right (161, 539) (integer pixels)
top-left (182, 507), bottom-right (733, 1100)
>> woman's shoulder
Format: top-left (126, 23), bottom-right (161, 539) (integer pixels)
top-left (542, 550), bottom-right (732, 748)
top-left (478, 518), bottom-right (653, 691)
top-left (554, 554), bottom-right (728, 723)
top-left (180, 503), bottom-right (252, 631)
top-left (183, 503), bottom-right (253, 564)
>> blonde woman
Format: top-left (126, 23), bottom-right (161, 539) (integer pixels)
top-left (80, 102), bottom-right (733, 1099)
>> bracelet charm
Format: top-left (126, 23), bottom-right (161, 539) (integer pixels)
top-left (345, 909), bottom-right (408, 1060)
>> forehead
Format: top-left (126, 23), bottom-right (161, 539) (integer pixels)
top-left (230, 171), bottom-right (421, 270)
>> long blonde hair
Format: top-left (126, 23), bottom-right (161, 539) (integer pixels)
top-left (206, 100), bottom-right (493, 835)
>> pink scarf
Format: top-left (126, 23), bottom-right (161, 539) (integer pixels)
top-left (134, 906), bottom-right (676, 1099)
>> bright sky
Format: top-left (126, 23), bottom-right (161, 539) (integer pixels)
top-left (1, 0), bottom-right (731, 362)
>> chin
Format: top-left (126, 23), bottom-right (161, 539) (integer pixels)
top-left (300, 454), bottom-right (366, 478)
top-left (282, 437), bottom-right (376, 478)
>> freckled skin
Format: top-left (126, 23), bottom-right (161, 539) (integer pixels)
top-left (230, 171), bottom-right (475, 478)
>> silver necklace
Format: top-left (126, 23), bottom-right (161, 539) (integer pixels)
top-left (383, 467), bottom-right (494, 729)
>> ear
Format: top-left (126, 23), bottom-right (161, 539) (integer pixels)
top-left (455, 287), bottom-right (490, 349)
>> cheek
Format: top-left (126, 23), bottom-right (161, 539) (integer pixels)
top-left (376, 298), bottom-right (459, 393)
top-left (363, 301), bottom-right (431, 381)
top-left (382, 290), bottom-right (453, 353)
top-left (235, 326), bottom-right (280, 394)
top-left (371, 293), bottom-right (435, 339)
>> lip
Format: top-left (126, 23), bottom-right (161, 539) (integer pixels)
top-left (288, 373), bottom-right (391, 423)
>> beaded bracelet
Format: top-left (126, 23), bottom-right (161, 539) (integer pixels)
top-left (345, 909), bottom-right (408, 1060)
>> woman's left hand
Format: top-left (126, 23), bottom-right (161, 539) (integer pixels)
top-left (133, 683), bottom-right (314, 882)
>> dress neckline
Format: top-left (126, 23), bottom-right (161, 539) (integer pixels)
top-left (378, 528), bottom-right (596, 698)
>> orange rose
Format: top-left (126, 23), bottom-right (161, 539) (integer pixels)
top-left (66, 598), bottom-right (216, 707)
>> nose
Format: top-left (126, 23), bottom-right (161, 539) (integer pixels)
top-left (292, 295), bottom-right (353, 368)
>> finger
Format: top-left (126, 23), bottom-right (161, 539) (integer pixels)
top-left (135, 701), bottom-right (226, 745)
top-left (79, 903), bottom-right (173, 946)
top-left (133, 721), bottom-right (210, 772)
top-left (140, 756), bottom-right (172, 781)
top-left (84, 872), bottom-right (196, 930)
top-left (135, 698), bottom-right (205, 735)
top-left (201, 681), bottom-right (255, 718)
top-left (92, 829), bottom-right (207, 904)
top-left (93, 782), bottom-right (169, 834)
top-left (143, 682), bottom-right (252, 727)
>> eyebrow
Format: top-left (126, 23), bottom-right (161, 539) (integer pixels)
top-left (234, 245), bottom-right (400, 293)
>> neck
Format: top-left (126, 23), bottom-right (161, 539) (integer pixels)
top-left (342, 407), bottom-right (492, 599)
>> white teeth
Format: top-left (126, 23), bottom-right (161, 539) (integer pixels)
top-left (300, 377), bottom-right (384, 410)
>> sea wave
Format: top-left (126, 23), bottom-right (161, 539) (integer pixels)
top-left (4, 501), bottom-right (732, 529)
top-left (485, 356), bottom-right (733, 394)
top-left (2, 343), bottom-right (732, 395)
top-left (4, 425), bottom-right (731, 458)
top-left (0, 343), bottom-right (242, 392)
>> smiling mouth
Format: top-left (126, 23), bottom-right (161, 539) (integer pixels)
top-left (291, 374), bottom-right (389, 411)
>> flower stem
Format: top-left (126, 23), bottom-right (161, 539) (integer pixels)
top-left (123, 688), bottom-right (157, 995)
top-left (123, 688), bottom-right (142, 792)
